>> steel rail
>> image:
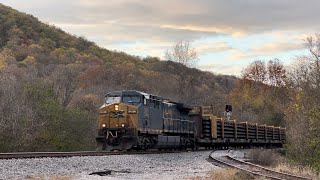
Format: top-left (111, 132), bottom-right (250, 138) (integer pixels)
top-left (0, 149), bottom-right (208, 159)
top-left (225, 155), bottom-right (310, 180)
top-left (210, 154), bottom-right (282, 180)
top-left (209, 152), bottom-right (310, 180)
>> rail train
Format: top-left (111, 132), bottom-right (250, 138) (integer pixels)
top-left (96, 90), bottom-right (286, 151)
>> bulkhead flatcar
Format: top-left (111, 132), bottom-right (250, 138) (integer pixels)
top-left (190, 106), bottom-right (285, 149)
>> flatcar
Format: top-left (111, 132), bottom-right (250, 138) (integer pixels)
top-left (96, 90), bottom-right (285, 151)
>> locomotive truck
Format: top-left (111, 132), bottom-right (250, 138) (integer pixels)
top-left (96, 90), bottom-right (285, 151)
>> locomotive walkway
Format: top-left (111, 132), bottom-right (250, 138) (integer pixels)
top-left (209, 151), bottom-right (310, 180)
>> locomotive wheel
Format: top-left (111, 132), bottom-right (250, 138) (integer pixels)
top-left (111, 138), bottom-right (121, 146)
top-left (102, 144), bottom-right (106, 150)
top-left (120, 137), bottom-right (133, 151)
top-left (96, 139), bottom-right (107, 151)
top-left (192, 144), bottom-right (199, 150)
top-left (102, 140), bottom-right (107, 150)
top-left (143, 141), bottom-right (148, 150)
top-left (142, 138), bottom-right (150, 150)
top-left (138, 137), bottom-right (151, 150)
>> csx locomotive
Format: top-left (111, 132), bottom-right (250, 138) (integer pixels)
top-left (96, 90), bottom-right (285, 151)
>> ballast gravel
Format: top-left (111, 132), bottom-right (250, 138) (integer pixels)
top-left (0, 150), bottom-right (219, 180)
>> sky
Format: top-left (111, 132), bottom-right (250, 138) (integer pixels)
top-left (0, 0), bottom-right (319, 76)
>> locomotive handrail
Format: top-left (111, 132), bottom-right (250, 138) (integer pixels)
top-left (162, 118), bottom-right (194, 122)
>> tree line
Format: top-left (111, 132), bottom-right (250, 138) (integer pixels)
top-left (228, 35), bottom-right (320, 172)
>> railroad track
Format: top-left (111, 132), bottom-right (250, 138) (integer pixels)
top-left (209, 152), bottom-right (310, 180)
top-left (0, 149), bottom-right (208, 159)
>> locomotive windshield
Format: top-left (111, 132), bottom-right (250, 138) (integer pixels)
top-left (122, 95), bottom-right (141, 104)
top-left (105, 96), bottom-right (121, 104)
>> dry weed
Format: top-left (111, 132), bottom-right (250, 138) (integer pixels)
top-left (274, 163), bottom-right (319, 180)
top-left (246, 149), bottom-right (278, 166)
top-left (246, 148), bottom-right (319, 179)
top-left (208, 168), bottom-right (254, 180)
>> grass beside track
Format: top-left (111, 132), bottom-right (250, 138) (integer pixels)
top-left (209, 150), bottom-right (312, 180)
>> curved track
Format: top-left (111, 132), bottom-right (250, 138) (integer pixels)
top-left (0, 149), bottom-right (207, 159)
top-left (209, 152), bottom-right (310, 180)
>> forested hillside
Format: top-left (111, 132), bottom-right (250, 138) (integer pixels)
top-left (0, 4), bottom-right (235, 152)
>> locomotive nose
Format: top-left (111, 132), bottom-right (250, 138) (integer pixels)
top-left (96, 102), bottom-right (138, 150)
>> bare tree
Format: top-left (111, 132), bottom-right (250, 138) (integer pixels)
top-left (163, 41), bottom-right (200, 103)
top-left (305, 34), bottom-right (320, 87)
top-left (283, 35), bottom-right (320, 168)
top-left (52, 65), bottom-right (81, 108)
top-left (242, 60), bottom-right (267, 83)
top-left (165, 40), bottom-right (199, 68)
top-left (267, 59), bottom-right (286, 87)
top-left (305, 34), bottom-right (320, 62)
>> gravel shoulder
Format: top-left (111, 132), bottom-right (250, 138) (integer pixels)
top-left (0, 150), bottom-right (218, 180)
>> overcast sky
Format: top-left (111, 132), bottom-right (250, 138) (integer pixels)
top-left (1, 0), bottom-right (318, 75)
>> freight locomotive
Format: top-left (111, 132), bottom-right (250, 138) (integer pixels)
top-left (96, 90), bottom-right (285, 151)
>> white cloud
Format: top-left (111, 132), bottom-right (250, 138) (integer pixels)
top-left (194, 41), bottom-right (232, 55)
top-left (228, 50), bottom-right (256, 60)
top-left (250, 42), bottom-right (303, 54)
top-left (4, 0), bottom-right (320, 38)
top-left (198, 63), bottom-right (244, 76)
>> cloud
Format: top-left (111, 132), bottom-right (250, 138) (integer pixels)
top-left (160, 24), bottom-right (246, 37)
top-left (228, 50), bottom-right (257, 60)
top-left (228, 41), bottom-right (304, 60)
top-left (120, 43), bottom-right (170, 58)
top-left (198, 63), bottom-right (244, 76)
top-left (194, 41), bottom-right (232, 55)
top-left (4, 0), bottom-right (320, 38)
top-left (250, 42), bottom-right (303, 54)
top-left (54, 22), bottom-right (220, 47)
top-left (70, 0), bottom-right (320, 35)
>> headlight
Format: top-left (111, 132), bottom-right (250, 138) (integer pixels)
top-left (115, 104), bottom-right (119, 111)
top-left (102, 124), bottom-right (106, 127)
